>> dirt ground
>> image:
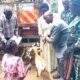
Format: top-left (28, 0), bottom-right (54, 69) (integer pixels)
top-left (24, 67), bottom-right (63, 80)
top-left (0, 46), bottom-right (62, 80)
top-left (0, 62), bottom-right (63, 80)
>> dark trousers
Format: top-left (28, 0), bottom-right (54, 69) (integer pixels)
top-left (57, 58), bottom-right (65, 79)
top-left (6, 37), bottom-right (10, 40)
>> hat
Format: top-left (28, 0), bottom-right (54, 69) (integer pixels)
top-left (39, 3), bottom-right (49, 11)
top-left (71, 0), bottom-right (80, 5)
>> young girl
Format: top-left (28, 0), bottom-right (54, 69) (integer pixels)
top-left (2, 40), bottom-right (26, 80)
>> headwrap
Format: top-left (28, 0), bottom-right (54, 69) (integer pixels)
top-left (71, 0), bottom-right (80, 5)
top-left (70, 0), bottom-right (80, 16)
top-left (39, 2), bottom-right (49, 11)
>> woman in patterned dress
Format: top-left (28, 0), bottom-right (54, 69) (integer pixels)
top-left (2, 40), bottom-right (26, 80)
top-left (66, 0), bottom-right (80, 80)
top-left (61, 0), bottom-right (75, 79)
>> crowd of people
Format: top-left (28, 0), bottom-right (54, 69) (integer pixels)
top-left (38, 0), bottom-right (80, 80)
top-left (0, 0), bottom-right (80, 80)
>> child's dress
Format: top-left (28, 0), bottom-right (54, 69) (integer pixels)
top-left (2, 54), bottom-right (26, 80)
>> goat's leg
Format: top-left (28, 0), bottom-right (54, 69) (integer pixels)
top-left (36, 69), bottom-right (42, 77)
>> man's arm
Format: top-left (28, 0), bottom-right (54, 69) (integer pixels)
top-left (37, 18), bottom-right (43, 37)
top-left (14, 17), bottom-right (18, 36)
top-left (46, 25), bottom-right (59, 43)
top-left (0, 19), bottom-right (7, 43)
top-left (0, 19), bottom-right (3, 34)
top-left (46, 23), bottom-right (69, 44)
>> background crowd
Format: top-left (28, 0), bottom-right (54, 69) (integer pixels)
top-left (1, 0), bottom-right (80, 80)
top-left (38, 0), bottom-right (80, 80)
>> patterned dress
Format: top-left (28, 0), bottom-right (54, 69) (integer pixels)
top-left (67, 16), bottom-right (80, 80)
top-left (61, 10), bottom-right (74, 24)
top-left (2, 54), bottom-right (26, 80)
top-left (61, 9), bottom-right (75, 80)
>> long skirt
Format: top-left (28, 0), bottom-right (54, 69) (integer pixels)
top-left (40, 40), bottom-right (57, 72)
top-left (70, 48), bottom-right (80, 80)
top-left (64, 47), bottom-right (80, 80)
top-left (64, 46), bottom-right (74, 80)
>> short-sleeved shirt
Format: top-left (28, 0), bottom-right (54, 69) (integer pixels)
top-left (2, 54), bottom-right (26, 80)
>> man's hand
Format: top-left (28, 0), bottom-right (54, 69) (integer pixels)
top-left (15, 31), bottom-right (19, 37)
top-left (0, 33), bottom-right (7, 43)
top-left (42, 37), bottom-right (46, 44)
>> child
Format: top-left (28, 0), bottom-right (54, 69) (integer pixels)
top-left (2, 40), bottom-right (26, 80)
